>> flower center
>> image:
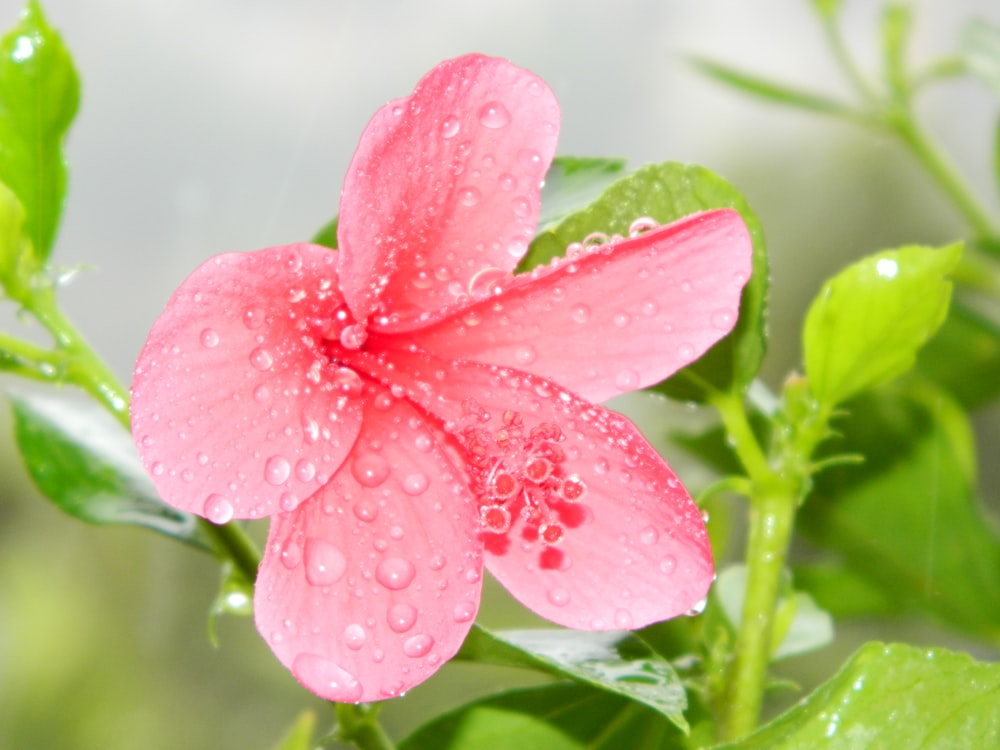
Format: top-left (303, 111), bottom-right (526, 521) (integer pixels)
top-left (457, 401), bottom-right (587, 548)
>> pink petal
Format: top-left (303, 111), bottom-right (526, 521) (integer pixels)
top-left (346, 347), bottom-right (713, 630)
top-left (254, 386), bottom-right (483, 702)
top-left (337, 53), bottom-right (559, 325)
top-left (131, 244), bottom-right (363, 521)
top-left (393, 209), bottom-right (752, 403)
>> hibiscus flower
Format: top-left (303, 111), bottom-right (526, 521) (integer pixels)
top-left (131, 53), bottom-right (752, 702)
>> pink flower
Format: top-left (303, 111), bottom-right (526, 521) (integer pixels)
top-left (131, 54), bottom-right (751, 702)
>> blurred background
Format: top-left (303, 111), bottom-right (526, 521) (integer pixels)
top-left (1, 0), bottom-right (998, 747)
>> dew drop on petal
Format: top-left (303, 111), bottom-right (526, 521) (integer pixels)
top-left (353, 499), bottom-right (379, 523)
top-left (243, 306), bottom-right (264, 329)
top-left (265, 455), bottom-right (291, 486)
top-left (614, 609), bottom-right (634, 629)
top-left (344, 624), bottom-right (367, 650)
top-left (613, 311), bottom-right (632, 328)
top-left (280, 492), bottom-right (300, 511)
top-left (253, 385), bottom-right (270, 403)
top-left (639, 526), bottom-right (660, 545)
top-left (458, 187), bottom-right (481, 207)
top-left (615, 369), bottom-right (640, 391)
top-left (546, 588), bottom-right (570, 607)
top-left (439, 115), bottom-right (460, 139)
top-left (250, 347), bottom-right (274, 371)
top-left (295, 459), bottom-right (316, 482)
top-left (200, 328), bottom-right (219, 348)
top-left (280, 540), bottom-right (302, 569)
top-left (204, 494), bottom-right (233, 524)
top-left (710, 308), bottom-right (735, 330)
top-left (571, 304), bottom-right (591, 324)
top-left (292, 653), bottom-right (363, 702)
top-left (304, 539), bottom-right (347, 586)
top-left (387, 603), bottom-right (418, 633)
top-left (677, 343), bottom-right (695, 360)
top-left (375, 558), bottom-right (416, 590)
top-left (286, 249), bottom-right (303, 274)
top-left (402, 633), bottom-right (434, 658)
top-left (514, 345), bottom-right (537, 365)
top-left (402, 473), bottom-right (429, 496)
top-left (351, 454), bottom-right (390, 487)
top-left (453, 600), bottom-right (476, 623)
top-left (641, 299), bottom-right (659, 317)
top-left (499, 173), bottom-right (517, 192)
top-left (659, 554), bottom-right (677, 576)
top-left (479, 101), bottom-right (510, 128)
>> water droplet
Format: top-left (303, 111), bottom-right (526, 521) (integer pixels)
top-left (331, 366), bottom-right (364, 397)
top-left (452, 600), bottom-right (476, 623)
top-left (512, 197), bottom-right (531, 217)
top-left (304, 539), bottom-right (347, 586)
top-left (250, 347), bottom-right (274, 371)
top-left (640, 299), bottom-right (659, 317)
top-left (710, 308), bottom-right (735, 330)
top-left (571, 304), bottom-right (591, 324)
top-left (151, 461), bottom-right (165, 476)
top-left (265, 455), bottom-right (291, 486)
top-left (628, 216), bottom-right (659, 236)
top-left (295, 459), bottom-right (316, 482)
top-left (253, 384), bottom-right (270, 403)
top-left (280, 492), bottom-right (300, 511)
top-left (499, 173), bottom-right (517, 192)
top-left (339, 324), bottom-right (367, 350)
top-left (204, 494), bottom-right (233, 524)
top-left (280, 540), bottom-right (301, 569)
top-left (344, 623), bottom-right (366, 650)
top-left (458, 187), bottom-right (481, 207)
top-left (677, 343), bottom-right (695, 360)
top-left (429, 554), bottom-right (446, 571)
top-left (639, 526), bottom-right (660, 545)
top-left (292, 653), bottom-right (362, 702)
top-left (285, 249), bottom-right (303, 274)
top-left (514, 345), bottom-right (537, 365)
top-left (402, 473), bottom-right (429, 496)
top-left (414, 432), bottom-right (433, 452)
top-left (243, 306), bottom-right (264, 329)
top-left (546, 588), bottom-right (570, 607)
top-left (615, 369), bottom-right (640, 391)
top-left (614, 608), bottom-right (634, 629)
top-left (353, 499), bottom-right (379, 523)
top-left (373, 392), bottom-right (394, 411)
top-left (387, 603), bottom-right (418, 633)
top-left (402, 633), bottom-right (434, 658)
top-left (375, 558), bottom-right (416, 590)
top-left (479, 101), bottom-right (510, 128)
top-left (351, 454), bottom-right (390, 487)
top-left (659, 555), bottom-right (677, 575)
top-left (613, 311), bottom-right (632, 328)
top-left (200, 328), bottom-right (219, 348)
top-left (439, 115), bottom-right (460, 139)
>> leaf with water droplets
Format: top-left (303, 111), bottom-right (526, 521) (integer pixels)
top-left (524, 162), bottom-right (768, 401)
top-left (803, 243), bottom-right (962, 408)
top-left (401, 682), bottom-right (686, 750)
top-left (715, 642), bottom-right (1000, 749)
top-left (0, 0), bottom-right (80, 261)
top-left (457, 625), bottom-right (688, 730)
top-left (8, 391), bottom-right (210, 550)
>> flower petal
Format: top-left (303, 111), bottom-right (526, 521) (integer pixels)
top-left (254, 386), bottom-right (483, 702)
top-left (396, 209), bottom-right (752, 403)
top-left (131, 244), bottom-right (363, 521)
top-left (347, 348), bottom-right (713, 629)
top-left (337, 53), bottom-right (559, 325)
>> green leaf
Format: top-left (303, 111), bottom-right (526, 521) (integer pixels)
top-left (803, 242), bottom-right (962, 408)
top-left (881, 2), bottom-right (914, 100)
top-left (959, 19), bottom-right (1000, 97)
top-left (270, 711), bottom-right (316, 750)
top-left (535, 156), bottom-right (628, 233)
top-left (800, 382), bottom-right (1000, 644)
top-left (792, 562), bottom-right (900, 619)
top-left (808, 0), bottom-right (841, 21)
top-left (691, 58), bottom-right (855, 118)
top-left (312, 215), bottom-right (338, 249)
top-left (401, 683), bottom-right (685, 750)
top-left (0, 0), bottom-right (80, 261)
top-left (0, 178), bottom-right (35, 296)
top-left (717, 642), bottom-right (1000, 748)
top-left (8, 391), bottom-right (210, 550)
top-left (524, 162), bottom-right (768, 401)
top-left (457, 625), bottom-right (688, 731)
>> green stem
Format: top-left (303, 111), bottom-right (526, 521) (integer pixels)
top-left (334, 704), bottom-right (397, 750)
top-left (892, 115), bottom-right (999, 240)
top-left (711, 391), bottom-right (802, 741)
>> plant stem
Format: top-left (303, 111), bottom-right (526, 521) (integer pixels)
top-left (334, 704), bottom-right (397, 750)
top-left (711, 390), bottom-right (800, 741)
